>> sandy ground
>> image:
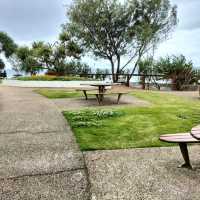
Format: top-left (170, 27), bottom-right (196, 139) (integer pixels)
top-left (52, 95), bottom-right (151, 111)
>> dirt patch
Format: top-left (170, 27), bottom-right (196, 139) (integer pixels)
top-left (52, 94), bottom-right (150, 111)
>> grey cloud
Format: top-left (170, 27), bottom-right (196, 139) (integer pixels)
top-left (0, 0), bottom-right (68, 43)
top-left (1, 0), bottom-right (200, 67)
top-left (173, 0), bottom-right (200, 31)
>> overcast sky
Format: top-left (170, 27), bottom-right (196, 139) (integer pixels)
top-left (0, 0), bottom-right (200, 70)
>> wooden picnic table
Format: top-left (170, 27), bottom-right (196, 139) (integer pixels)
top-left (81, 82), bottom-right (127, 105)
top-left (80, 82), bottom-right (113, 102)
top-left (81, 82), bottom-right (112, 93)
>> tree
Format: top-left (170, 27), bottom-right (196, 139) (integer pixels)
top-left (138, 57), bottom-right (154, 89)
top-left (32, 41), bottom-right (52, 70)
top-left (31, 32), bottom-right (82, 75)
top-left (95, 68), bottom-right (110, 80)
top-left (13, 31), bottom-right (83, 76)
top-left (0, 32), bottom-right (17, 57)
top-left (0, 58), bottom-right (5, 71)
top-left (15, 46), bottom-right (42, 75)
top-left (155, 55), bottom-right (195, 90)
top-left (0, 32), bottom-right (17, 71)
top-left (66, 0), bottom-right (177, 82)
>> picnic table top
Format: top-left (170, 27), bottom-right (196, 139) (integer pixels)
top-left (191, 125), bottom-right (200, 140)
top-left (159, 125), bottom-right (200, 143)
top-left (80, 82), bottom-right (113, 87)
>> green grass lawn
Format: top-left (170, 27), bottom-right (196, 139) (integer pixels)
top-left (63, 91), bottom-right (200, 151)
top-left (35, 89), bottom-right (82, 99)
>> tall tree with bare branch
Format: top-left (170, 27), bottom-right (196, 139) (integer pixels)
top-left (65, 0), bottom-right (177, 82)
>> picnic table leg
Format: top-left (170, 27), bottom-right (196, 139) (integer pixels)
top-left (99, 94), bottom-right (104, 102)
top-left (117, 94), bottom-right (122, 104)
top-left (83, 90), bottom-right (88, 100)
top-left (95, 94), bottom-right (101, 105)
top-left (178, 143), bottom-right (192, 169)
top-left (98, 86), bottom-right (105, 103)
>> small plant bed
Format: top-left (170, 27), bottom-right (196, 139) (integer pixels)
top-left (63, 91), bottom-right (200, 151)
top-left (35, 89), bottom-right (82, 99)
top-left (17, 75), bottom-right (92, 81)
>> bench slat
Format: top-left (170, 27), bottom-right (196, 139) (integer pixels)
top-left (191, 125), bottom-right (200, 140)
top-left (160, 133), bottom-right (199, 143)
top-left (88, 92), bottom-right (128, 95)
top-left (160, 133), bottom-right (191, 137)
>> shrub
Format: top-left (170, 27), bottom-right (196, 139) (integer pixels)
top-left (17, 75), bottom-right (92, 81)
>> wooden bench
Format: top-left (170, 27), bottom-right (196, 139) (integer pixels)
top-left (160, 126), bottom-right (200, 169)
top-left (88, 91), bottom-right (128, 105)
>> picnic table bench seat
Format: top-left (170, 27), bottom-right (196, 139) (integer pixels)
top-left (160, 127), bottom-right (200, 169)
top-left (76, 86), bottom-right (112, 100)
top-left (88, 91), bottom-right (128, 104)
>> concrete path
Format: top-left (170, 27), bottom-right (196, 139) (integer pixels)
top-left (0, 86), bottom-right (90, 199)
top-left (85, 146), bottom-right (200, 200)
top-left (1, 79), bottom-right (101, 88)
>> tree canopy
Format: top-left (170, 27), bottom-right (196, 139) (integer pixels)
top-left (0, 32), bottom-right (17, 58)
top-left (0, 32), bottom-right (17, 71)
top-left (13, 32), bottom-right (85, 75)
top-left (0, 58), bottom-right (5, 70)
top-left (65, 0), bottom-right (177, 82)
top-left (155, 55), bottom-right (195, 90)
top-left (14, 46), bottom-right (42, 75)
top-left (137, 55), bottom-right (196, 91)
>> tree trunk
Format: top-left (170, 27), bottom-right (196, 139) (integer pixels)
top-left (171, 74), bottom-right (178, 90)
top-left (110, 58), bottom-right (117, 82)
top-left (115, 54), bottom-right (121, 83)
top-left (141, 75), bottom-right (146, 90)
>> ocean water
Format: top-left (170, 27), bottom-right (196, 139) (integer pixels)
top-left (6, 68), bottom-right (16, 78)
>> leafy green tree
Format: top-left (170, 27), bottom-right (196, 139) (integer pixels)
top-left (62, 61), bottom-right (91, 75)
top-left (31, 32), bottom-right (82, 75)
top-left (66, 0), bottom-right (177, 82)
top-left (13, 31), bottom-right (83, 76)
top-left (95, 68), bottom-right (110, 80)
top-left (138, 58), bottom-right (155, 89)
top-left (0, 32), bottom-right (17, 71)
top-left (0, 32), bottom-right (17, 57)
top-left (0, 58), bottom-right (5, 71)
top-left (32, 41), bottom-right (52, 70)
top-left (155, 55), bottom-right (195, 90)
top-left (15, 46), bottom-right (42, 75)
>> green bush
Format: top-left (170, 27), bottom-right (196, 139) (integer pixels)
top-left (17, 75), bottom-right (92, 81)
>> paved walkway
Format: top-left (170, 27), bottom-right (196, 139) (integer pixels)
top-left (85, 146), bottom-right (200, 200)
top-left (0, 86), bottom-right (90, 199)
top-left (1, 79), bottom-right (101, 88)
